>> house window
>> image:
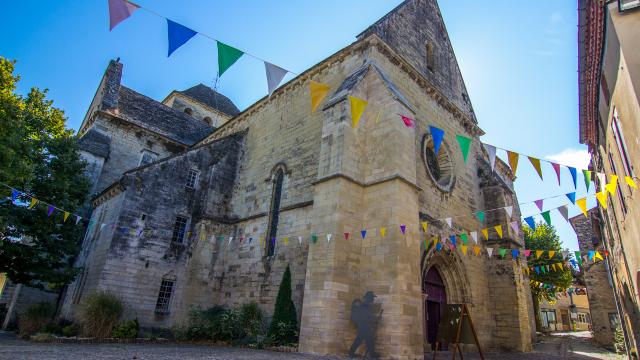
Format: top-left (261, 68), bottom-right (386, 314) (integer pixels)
top-left (171, 216), bottom-right (189, 244)
top-left (611, 109), bottom-right (634, 177)
top-left (426, 43), bottom-right (436, 71)
top-left (608, 152), bottom-right (628, 215)
top-left (184, 108), bottom-right (193, 116)
top-left (609, 312), bottom-right (621, 329)
top-left (185, 169), bottom-right (199, 189)
top-left (541, 309), bottom-right (556, 327)
top-left (154, 278), bottom-right (174, 314)
top-left (266, 168), bottom-right (285, 257)
top-left (619, 0), bottom-right (640, 11)
top-left (577, 313), bottom-right (590, 324)
top-left (139, 150), bottom-right (158, 166)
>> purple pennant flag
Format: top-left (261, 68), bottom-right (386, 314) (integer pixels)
top-left (167, 19), bottom-right (198, 57)
top-left (47, 205), bottom-right (55, 217)
top-left (400, 224), bottom-right (406, 234)
top-left (509, 221), bottom-right (519, 234)
top-left (534, 199), bottom-right (544, 211)
top-left (109, 0), bottom-right (139, 31)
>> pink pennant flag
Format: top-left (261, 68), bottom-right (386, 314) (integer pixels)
top-left (399, 115), bottom-right (415, 128)
top-left (534, 199), bottom-right (544, 212)
top-left (551, 163), bottom-right (561, 185)
top-left (524, 249), bottom-right (531, 257)
top-left (509, 221), bottom-right (519, 234)
top-left (109, 0), bottom-right (139, 31)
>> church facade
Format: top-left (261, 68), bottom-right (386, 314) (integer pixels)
top-left (61, 0), bottom-right (535, 358)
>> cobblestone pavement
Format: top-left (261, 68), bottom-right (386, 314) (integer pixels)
top-left (0, 331), bottom-right (625, 360)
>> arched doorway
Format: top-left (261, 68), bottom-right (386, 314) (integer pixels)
top-left (423, 267), bottom-right (446, 349)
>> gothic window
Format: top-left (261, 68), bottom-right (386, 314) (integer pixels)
top-left (184, 108), bottom-right (193, 116)
top-left (171, 216), bottom-right (189, 244)
top-left (426, 43), bottom-right (436, 72)
top-left (185, 169), bottom-right (199, 189)
top-left (139, 150), bottom-right (158, 166)
top-left (266, 168), bottom-right (285, 257)
top-left (422, 135), bottom-right (454, 192)
top-left (154, 278), bottom-right (174, 315)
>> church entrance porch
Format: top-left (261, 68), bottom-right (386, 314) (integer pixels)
top-left (424, 267), bottom-right (447, 350)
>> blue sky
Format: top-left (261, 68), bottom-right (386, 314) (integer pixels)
top-left (0, 0), bottom-right (593, 251)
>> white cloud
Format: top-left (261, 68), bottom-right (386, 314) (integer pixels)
top-left (545, 148), bottom-right (591, 169)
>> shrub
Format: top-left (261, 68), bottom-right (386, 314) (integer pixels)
top-left (80, 292), bottom-right (123, 338)
top-left (217, 308), bottom-right (243, 341)
top-left (112, 319), bottom-right (139, 339)
top-left (18, 302), bottom-right (56, 337)
top-left (267, 265), bottom-right (298, 345)
top-left (61, 324), bottom-right (79, 337)
top-left (240, 302), bottom-right (263, 338)
top-left (30, 332), bottom-right (56, 342)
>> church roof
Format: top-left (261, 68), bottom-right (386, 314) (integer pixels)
top-left (115, 86), bottom-right (214, 145)
top-left (78, 129), bottom-right (111, 158)
top-left (179, 84), bottom-right (240, 117)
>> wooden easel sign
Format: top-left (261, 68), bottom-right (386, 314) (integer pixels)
top-left (432, 304), bottom-right (484, 360)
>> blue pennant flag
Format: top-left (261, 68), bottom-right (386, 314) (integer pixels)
top-left (449, 235), bottom-right (456, 248)
top-left (360, 230), bottom-right (366, 239)
top-left (569, 167), bottom-right (577, 189)
top-left (167, 19), bottom-right (197, 57)
top-left (11, 189), bottom-right (20, 202)
top-left (524, 216), bottom-right (536, 230)
top-left (511, 249), bottom-right (519, 259)
top-left (535, 267), bottom-right (540, 274)
top-left (428, 125), bottom-right (445, 155)
top-left (436, 242), bottom-right (442, 251)
top-left (565, 192), bottom-right (576, 205)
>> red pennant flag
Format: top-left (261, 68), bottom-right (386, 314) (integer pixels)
top-left (399, 115), bottom-right (415, 128)
top-left (344, 232), bottom-right (350, 240)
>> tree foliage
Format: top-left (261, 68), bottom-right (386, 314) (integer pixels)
top-left (0, 57), bottom-right (89, 288)
top-left (267, 265), bottom-right (298, 345)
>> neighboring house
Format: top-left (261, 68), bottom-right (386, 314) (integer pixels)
top-left (578, 0), bottom-right (640, 355)
top-left (539, 288), bottom-right (592, 332)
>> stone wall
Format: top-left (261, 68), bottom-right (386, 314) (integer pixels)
top-left (163, 94), bottom-right (229, 128)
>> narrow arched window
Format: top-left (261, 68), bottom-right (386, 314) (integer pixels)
top-left (184, 108), bottom-right (193, 116)
top-left (426, 43), bottom-right (435, 72)
top-left (266, 169), bottom-right (284, 256)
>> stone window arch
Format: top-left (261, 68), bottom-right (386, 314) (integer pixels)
top-left (426, 42), bottom-right (436, 72)
top-left (203, 116), bottom-right (212, 126)
top-left (422, 134), bottom-right (455, 192)
top-left (266, 164), bottom-right (288, 257)
top-left (184, 108), bottom-right (193, 116)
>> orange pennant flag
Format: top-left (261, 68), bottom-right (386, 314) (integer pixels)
top-left (349, 96), bottom-right (368, 128)
top-left (494, 225), bottom-right (503, 238)
top-left (528, 156), bottom-right (543, 180)
top-left (507, 151), bottom-right (519, 175)
top-left (536, 250), bottom-right (544, 259)
top-left (595, 192), bottom-right (608, 209)
top-left (481, 228), bottom-right (489, 240)
top-left (548, 250), bottom-right (555, 259)
top-left (576, 197), bottom-right (588, 217)
top-left (310, 81), bottom-right (330, 112)
top-left (473, 246), bottom-right (481, 256)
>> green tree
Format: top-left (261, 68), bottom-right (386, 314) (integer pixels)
top-left (525, 223), bottom-right (574, 331)
top-left (267, 265), bottom-right (299, 345)
top-left (0, 57), bottom-right (89, 288)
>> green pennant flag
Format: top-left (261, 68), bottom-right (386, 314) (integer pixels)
top-left (583, 170), bottom-right (592, 192)
top-left (217, 41), bottom-right (244, 76)
top-left (460, 233), bottom-right (468, 245)
top-left (456, 135), bottom-right (472, 164)
top-left (476, 211), bottom-right (485, 223)
top-left (499, 248), bottom-right (507, 258)
top-left (541, 210), bottom-right (551, 226)
top-left (311, 234), bottom-right (318, 244)
top-left (575, 251), bottom-right (582, 265)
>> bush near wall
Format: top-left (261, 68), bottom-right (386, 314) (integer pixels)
top-left (174, 302), bottom-right (264, 343)
top-left (80, 292), bottom-right (123, 338)
top-left (18, 302), bottom-right (56, 337)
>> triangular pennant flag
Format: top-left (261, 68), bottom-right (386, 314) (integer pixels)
top-left (310, 81), bottom-right (331, 112)
top-left (481, 228), bottom-right (489, 240)
top-left (606, 175), bottom-right (618, 195)
top-left (349, 96), bottom-right (368, 128)
top-left (551, 162), bottom-right (561, 185)
top-left (487, 248), bottom-right (494, 257)
top-left (563, 250), bottom-right (570, 259)
top-left (344, 232), bottom-right (350, 240)
top-left (524, 249), bottom-right (531, 257)
top-left (511, 249), bottom-right (519, 259)
top-left (569, 167), bottom-right (578, 188)
top-left (625, 176), bottom-right (637, 189)
top-left (528, 157), bottom-right (543, 180)
top-left (504, 206), bottom-right (513, 218)
top-left (499, 248), bottom-right (507, 258)
top-left (217, 41), bottom-right (244, 76)
top-left (11, 189), bottom-right (20, 202)
top-left (476, 211), bottom-right (485, 223)
top-left (283, 237), bottom-right (289, 245)
top-left (597, 173), bottom-right (606, 194)
top-left (576, 197), bottom-right (588, 217)
top-left (326, 233), bottom-right (332, 242)
top-left (536, 250), bottom-right (544, 259)
top-left (400, 224), bottom-right (406, 234)
top-left (28, 198), bottom-right (38, 209)
top-left (108, 0), bottom-right (139, 31)
top-left (380, 227), bottom-right (386, 238)
top-left (558, 206), bottom-right (569, 222)
top-left (167, 20), bottom-right (197, 57)
top-left (445, 218), bottom-right (452, 228)
top-left (456, 135), bottom-right (472, 164)
top-left (63, 211), bottom-right (70, 222)
top-left (548, 250), bottom-right (556, 259)
top-left (311, 234), bottom-right (318, 243)
top-left (436, 242), bottom-right (442, 251)
top-left (534, 199), bottom-right (544, 211)
top-left (229, 236), bottom-right (234, 245)
top-left (361, 230), bottom-right (367, 239)
top-left (588, 250), bottom-right (595, 260)
top-left (594, 251), bottom-right (604, 261)
top-left (429, 126), bottom-right (445, 155)
top-left (535, 267), bottom-right (540, 274)
top-left (551, 264), bottom-right (557, 272)
top-left (523, 267), bottom-right (530, 275)
top-left (595, 192), bottom-right (608, 209)
top-left (47, 205), bottom-right (55, 217)
top-left (460, 245), bottom-right (468, 255)
top-left (421, 222), bottom-right (428, 233)
top-left (469, 245), bottom-right (478, 256)
top-left (460, 233), bottom-right (468, 245)
top-left (494, 225), bottom-right (503, 238)
top-left (264, 62), bottom-right (288, 96)
top-left (75, 215), bottom-right (82, 225)
top-left (510, 221), bottom-right (519, 234)
top-left (541, 211), bottom-right (551, 226)
top-left (575, 251), bottom-right (582, 265)
top-left (99, 223), bottom-right (106, 232)
top-left (298, 236), bottom-right (302, 245)
top-left (583, 170), bottom-right (592, 191)
top-left (449, 235), bottom-right (457, 248)
top-left (565, 192), bottom-right (576, 205)
top-left (524, 216), bottom-right (536, 230)
top-left (507, 151), bottom-right (519, 175)
top-left (483, 143), bottom-right (497, 171)
top-left (400, 115), bottom-right (415, 128)
top-left (470, 231), bottom-right (478, 244)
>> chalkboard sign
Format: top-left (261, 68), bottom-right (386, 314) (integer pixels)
top-left (432, 304), bottom-right (484, 360)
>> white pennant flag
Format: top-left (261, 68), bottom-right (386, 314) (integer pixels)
top-left (228, 236), bottom-right (233, 245)
top-left (298, 236), bottom-right (302, 245)
top-left (597, 173), bottom-right (606, 194)
top-left (264, 62), bottom-right (288, 97)
top-left (504, 206), bottom-right (513, 218)
top-left (470, 231), bottom-right (478, 244)
top-left (562, 250), bottom-right (570, 259)
top-left (487, 248), bottom-right (494, 257)
top-left (558, 205), bottom-right (569, 222)
top-left (99, 223), bottom-right (106, 232)
top-left (445, 218), bottom-right (452, 228)
top-left (327, 233), bottom-right (332, 242)
top-left (75, 215), bottom-right (82, 225)
top-left (483, 143), bottom-right (497, 171)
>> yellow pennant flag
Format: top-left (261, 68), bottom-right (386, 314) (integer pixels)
top-left (595, 192), bottom-right (608, 209)
top-left (284, 237), bottom-right (289, 245)
top-left (380, 227), bottom-right (386, 238)
top-left (523, 267), bottom-right (530, 275)
top-left (473, 246), bottom-right (481, 256)
top-left (348, 96), bottom-right (368, 128)
top-left (310, 81), bottom-right (331, 112)
top-left (536, 250), bottom-right (544, 259)
top-left (551, 264), bottom-right (556, 272)
top-left (548, 250), bottom-right (555, 259)
top-left (576, 197), bottom-right (588, 217)
top-left (507, 151), bottom-right (519, 175)
top-left (63, 211), bottom-right (70, 222)
top-left (481, 228), bottom-right (489, 240)
top-left (625, 176), bottom-right (637, 189)
top-left (460, 245), bottom-right (468, 255)
top-left (605, 175), bottom-right (618, 195)
top-left (528, 156), bottom-right (543, 180)
top-left (421, 222), bottom-right (428, 233)
top-left (594, 251), bottom-right (604, 261)
top-left (433, 238), bottom-right (439, 248)
top-left (28, 198), bottom-right (38, 209)
top-left (494, 225), bottom-right (503, 238)
top-left (199, 231), bottom-right (206, 241)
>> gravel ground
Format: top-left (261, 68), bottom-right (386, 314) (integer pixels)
top-left (0, 331), bottom-right (625, 360)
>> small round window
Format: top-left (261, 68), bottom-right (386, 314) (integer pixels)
top-left (422, 135), bottom-right (454, 192)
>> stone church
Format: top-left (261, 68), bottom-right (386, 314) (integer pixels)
top-left (61, 0), bottom-right (535, 358)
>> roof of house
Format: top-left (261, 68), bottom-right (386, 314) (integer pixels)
top-left (77, 129), bottom-right (111, 158)
top-left (179, 84), bottom-right (241, 117)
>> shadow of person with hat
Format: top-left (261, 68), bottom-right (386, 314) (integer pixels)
top-left (349, 291), bottom-right (382, 358)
